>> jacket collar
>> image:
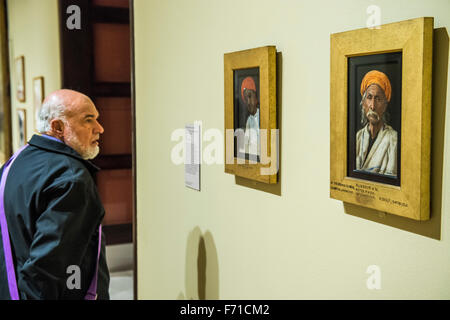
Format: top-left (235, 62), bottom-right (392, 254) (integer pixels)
top-left (28, 134), bottom-right (100, 173)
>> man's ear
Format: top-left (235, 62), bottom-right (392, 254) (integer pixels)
top-left (49, 119), bottom-right (65, 137)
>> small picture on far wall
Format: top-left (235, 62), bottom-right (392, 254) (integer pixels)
top-left (17, 108), bottom-right (27, 147)
top-left (15, 56), bottom-right (25, 102)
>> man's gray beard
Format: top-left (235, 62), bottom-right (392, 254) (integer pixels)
top-left (67, 133), bottom-right (100, 160)
top-left (83, 145), bottom-right (100, 160)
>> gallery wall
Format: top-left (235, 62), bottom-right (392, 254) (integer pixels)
top-left (134, 0), bottom-right (450, 299)
top-left (7, 0), bottom-right (61, 152)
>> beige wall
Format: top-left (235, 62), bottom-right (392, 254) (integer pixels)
top-left (135, 0), bottom-right (450, 299)
top-left (7, 0), bottom-right (61, 152)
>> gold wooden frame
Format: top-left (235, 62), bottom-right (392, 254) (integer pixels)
top-left (330, 17), bottom-right (433, 220)
top-left (224, 46), bottom-right (277, 184)
top-left (15, 55), bottom-right (25, 103)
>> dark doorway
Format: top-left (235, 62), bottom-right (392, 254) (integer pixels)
top-left (58, 0), bottom-right (137, 299)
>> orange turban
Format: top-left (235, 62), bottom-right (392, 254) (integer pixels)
top-left (360, 70), bottom-right (392, 102)
top-left (241, 76), bottom-right (257, 102)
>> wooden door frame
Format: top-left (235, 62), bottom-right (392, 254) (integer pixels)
top-left (129, 0), bottom-right (137, 300)
top-left (0, 0), bottom-right (12, 163)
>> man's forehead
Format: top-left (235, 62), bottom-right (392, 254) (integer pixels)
top-left (366, 84), bottom-right (384, 94)
top-left (67, 99), bottom-right (99, 117)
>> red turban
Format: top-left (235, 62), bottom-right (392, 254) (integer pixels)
top-left (241, 76), bottom-right (257, 102)
top-left (360, 70), bottom-right (392, 102)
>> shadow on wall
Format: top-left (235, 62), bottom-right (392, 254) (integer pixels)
top-left (344, 27), bottom-right (449, 240)
top-left (177, 227), bottom-right (219, 300)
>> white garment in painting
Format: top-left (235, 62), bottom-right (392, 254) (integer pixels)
top-left (244, 109), bottom-right (260, 157)
top-left (356, 124), bottom-right (397, 176)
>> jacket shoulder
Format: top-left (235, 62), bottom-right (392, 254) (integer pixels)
top-left (18, 145), bottom-right (95, 187)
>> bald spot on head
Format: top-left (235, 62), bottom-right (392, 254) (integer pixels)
top-left (43, 89), bottom-right (94, 118)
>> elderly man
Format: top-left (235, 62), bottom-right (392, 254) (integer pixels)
top-left (240, 76), bottom-right (260, 159)
top-left (356, 70), bottom-right (398, 176)
top-left (0, 89), bottom-right (109, 299)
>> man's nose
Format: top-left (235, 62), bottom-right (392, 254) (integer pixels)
top-left (368, 98), bottom-right (375, 110)
top-left (95, 121), bottom-right (104, 134)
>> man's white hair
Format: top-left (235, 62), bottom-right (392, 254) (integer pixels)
top-left (36, 95), bottom-right (67, 133)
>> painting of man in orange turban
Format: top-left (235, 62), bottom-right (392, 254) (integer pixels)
top-left (240, 76), bottom-right (260, 158)
top-left (356, 69), bottom-right (398, 176)
top-left (234, 68), bottom-right (260, 162)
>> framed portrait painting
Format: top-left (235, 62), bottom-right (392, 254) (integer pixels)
top-left (17, 108), bottom-right (26, 147)
top-left (224, 46), bottom-right (278, 184)
top-left (33, 76), bottom-right (44, 131)
top-left (347, 53), bottom-right (402, 186)
top-left (330, 17), bottom-right (433, 220)
top-left (15, 56), bottom-right (25, 102)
